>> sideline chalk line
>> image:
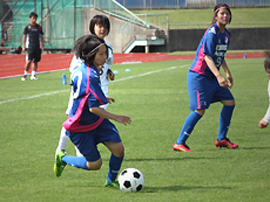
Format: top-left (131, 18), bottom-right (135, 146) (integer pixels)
top-left (0, 64), bottom-right (188, 105)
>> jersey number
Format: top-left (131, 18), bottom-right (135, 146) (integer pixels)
top-left (71, 70), bottom-right (83, 99)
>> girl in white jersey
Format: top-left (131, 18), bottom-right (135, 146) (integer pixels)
top-left (55, 15), bottom-right (115, 155)
top-left (258, 51), bottom-right (270, 129)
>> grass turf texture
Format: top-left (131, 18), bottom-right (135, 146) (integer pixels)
top-left (132, 7), bottom-right (270, 28)
top-left (0, 58), bottom-right (270, 201)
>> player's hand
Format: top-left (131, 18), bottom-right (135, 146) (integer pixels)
top-left (114, 115), bottom-right (132, 126)
top-left (22, 47), bottom-right (26, 52)
top-left (217, 75), bottom-right (229, 88)
top-left (107, 69), bottom-right (115, 81)
top-left (227, 76), bottom-right (233, 88)
top-left (106, 97), bottom-right (115, 104)
top-left (258, 119), bottom-right (268, 129)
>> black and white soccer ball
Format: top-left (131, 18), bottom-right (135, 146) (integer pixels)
top-left (118, 168), bottom-right (144, 192)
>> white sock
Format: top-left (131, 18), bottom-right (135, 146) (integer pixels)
top-left (75, 146), bottom-right (83, 157)
top-left (24, 71), bottom-right (28, 76)
top-left (55, 127), bottom-right (69, 153)
top-left (32, 71), bottom-right (36, 76)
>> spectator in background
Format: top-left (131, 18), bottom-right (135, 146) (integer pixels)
top-left (21, 12), bottom-right (45, 81)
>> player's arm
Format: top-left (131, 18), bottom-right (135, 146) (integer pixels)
top-left (22, 35), bottom-right (26, 52)
top-left (221, 59), bottom-right (233, 88)
top-left (259, 93), bottom-right (270, 128)
top-left (204, 55), bottom-right (229, 88)
top-left (89, 107), bottom-right (131, 126)
top-left (41, 35), bottom-right (45, 51)
top-left (106, 96), bottom-right (115, 104)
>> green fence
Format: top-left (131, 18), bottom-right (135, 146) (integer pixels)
top-left (1, 0), bottom-right (168, 52)
top-left (1, 0), bottom-right (82, 49)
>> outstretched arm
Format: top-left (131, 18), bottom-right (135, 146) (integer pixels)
top-left (258, 119), bottom-right (268, 129)
top-left (259, 82), bottom-right (270, 129)
top-left (90, 107), bottom-right (131, 126)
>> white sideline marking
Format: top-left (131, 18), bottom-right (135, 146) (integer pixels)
top-left (0, 90), bottom-right (69, 105)
top-left (0, 65), bottom-right (188, 105)
top-left (114, 65), bottom-right (188, 82)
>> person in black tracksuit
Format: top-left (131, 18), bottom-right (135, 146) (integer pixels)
top-left (21, 12), bottom-right (45, 81)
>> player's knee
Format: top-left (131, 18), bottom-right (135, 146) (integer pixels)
top-left (86, 159), bottom-right (102, 170)
top-left (222, 99), bottom-right (235, 106)
top-left (113, 144), bottom-right (125, 157)
top-left (195, 109), bottom-right (205, 116)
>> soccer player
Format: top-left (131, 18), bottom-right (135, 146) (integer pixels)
top-left (258, 51), bottom-right (270, 129)
top-left (173, 4), bottom-right (238, 152)
top-left (21, 12), bottom-right (45, 81)
top-left (54, 34), bottom-right (131, 188)
top-left (55, 15), bottom-right (114, 156)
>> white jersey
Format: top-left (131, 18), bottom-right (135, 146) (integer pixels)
top-left (263, 80), bottom-right (270, 123)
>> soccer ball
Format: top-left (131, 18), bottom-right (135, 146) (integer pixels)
top-left (118, 168), bottom-right (144, 192)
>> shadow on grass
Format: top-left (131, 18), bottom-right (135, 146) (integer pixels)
top-left (142, 185), bottom-right (232, 193)
top-left (238, 146), bottom-right (270, 150)
top-left (123, 156), bottom-right (213, 162)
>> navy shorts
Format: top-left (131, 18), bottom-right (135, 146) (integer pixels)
top-left (66, 119), bottom-right (121, 162)
top-left (187, 71), bottom-right (234, 111)
top-left (27, 49), bottom-right (41, 62)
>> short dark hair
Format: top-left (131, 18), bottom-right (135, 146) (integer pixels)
top-left (29, 12), bottom-right (38, 19)
top-left (211, 4), bottom-right (231, 24)
top-left (72, 34), bottom-right (107, 65)
top-left (264, 51), bottom-right (270, 73)
top-left (89, 15), bottom-right (110, 35)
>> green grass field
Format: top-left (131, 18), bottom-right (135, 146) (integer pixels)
top-left (0, 58), bottom-right (270, 201)
top-left (132, 7), bottom-right (270, 28)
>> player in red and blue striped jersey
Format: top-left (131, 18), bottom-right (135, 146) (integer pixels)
top-left (54, 35), bottom-right (131, 188)
top-left (173, 4), bottom-right (238, 152)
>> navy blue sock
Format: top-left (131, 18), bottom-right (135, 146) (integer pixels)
top-left (176, 111), bottom-right (202, 145)
top-left (61, 155), bottom-right (88, 170)
top-left (106, 154), bottom-right (124, 183)
top-left (217, 105), bottom-right (235, 141)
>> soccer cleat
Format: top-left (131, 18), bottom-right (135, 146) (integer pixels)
top-left (21, 75), bottom-right (27, 81)
top-left (215, 138), bottom-right (238, 149)
top-left (173, 143), bottom-right (193, 152)
top-left (104, 181), bottom-right (119, 188)
top-left (54, 150), bottom-right (67, 177)
top-left (30, 75), bottom-right (38, 80)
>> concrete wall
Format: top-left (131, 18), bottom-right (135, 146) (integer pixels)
top-left (81, 9), bottom-right (270, 53)
top-left (81, 9), bottom-right (154, 53)
top-left (167, 27), bottom-right (270, 52)
top-left (81, 9), bottom-right (125, 53)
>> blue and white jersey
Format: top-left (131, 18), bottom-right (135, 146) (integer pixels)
top-left (63, 63), bottom-right (108, 132)
top-left (189, 23), bottom-right (230, 79)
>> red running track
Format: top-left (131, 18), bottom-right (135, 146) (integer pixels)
top-left (0, 52), bottom-right (264, 79)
